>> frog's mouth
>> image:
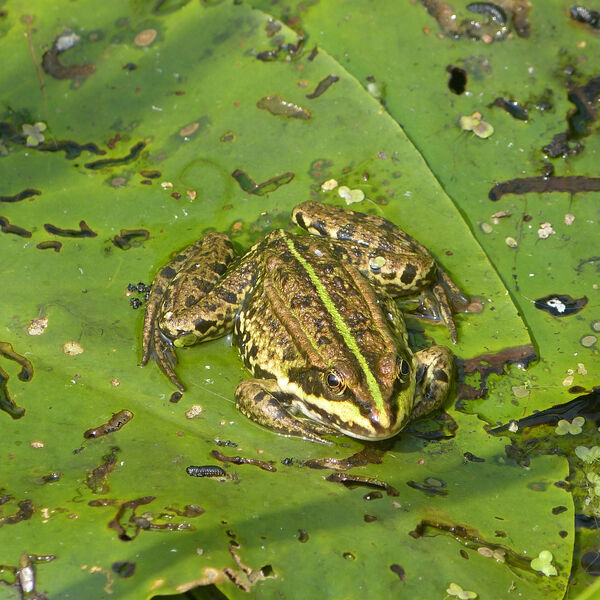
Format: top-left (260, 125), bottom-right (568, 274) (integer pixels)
top-left (289, 393), bottom-right (406, 441)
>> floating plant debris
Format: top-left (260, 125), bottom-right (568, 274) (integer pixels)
top-left (211, 450), bottom-right (276, 472)
top-left (83, 410), bottom-right (134, 439)
top-left (306, 74), bottom-right (339, 99)
top-left (36, 241), bottom-right (62, 252)
top-left (0, 188), bottom-right (41, 203)
top-left (0, 217), bottom-right (31, 238)
top-left (42, 31), bottom-right (96, 79)
top-left (84, 141), bottom-right (146, 169)
top-left (44, 220), bottom-right (97, 238)
top-left (257, 95), bottom-right (311, 120)
top-left (231, 169), bottom-right (294, 196)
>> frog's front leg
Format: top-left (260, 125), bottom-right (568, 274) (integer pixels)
top-left (235, 379), bottom-right (337, 444)
top-left (141, 232), bottom-right (238, 390)
top-left (410, 345), bottom-right (454, 420)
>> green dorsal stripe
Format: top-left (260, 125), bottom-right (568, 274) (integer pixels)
top-left (283, 233), bottom-right (384, 413)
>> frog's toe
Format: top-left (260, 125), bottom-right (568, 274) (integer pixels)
top-left (153, 329), bottom-right (185, 391)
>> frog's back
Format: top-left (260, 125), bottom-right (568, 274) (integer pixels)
top-left (234, 230), bottom-right (410, 418)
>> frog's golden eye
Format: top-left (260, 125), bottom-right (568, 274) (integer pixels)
top-left (398, 359), bottom-right (410, 380)
top-left (325, 370), bottom-right (346, 395)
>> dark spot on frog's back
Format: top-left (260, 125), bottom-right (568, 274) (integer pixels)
top-left (282, 346), bottom-right (296, 360)
top-left (213, 262), bottom-right (227, 275)
top-left (162, 265), bottom-right (177, 279)
top-left (336, 224), bottom-right (355, 241)
top-left (195, 319), bottom-right (217, 334)
top-left (400, 264), bottom-right (417, 285)
top-left (218, 290), bottom-right (238, 304)
top-left (185, 295), bottom-right (197, 307)
top-left (434, 369), bottom-right (449, 383)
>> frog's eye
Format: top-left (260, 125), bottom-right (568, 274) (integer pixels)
top-left (325, 370), bottom-right (346, 395)
top-left (398, 359), bottom-right (410, 380)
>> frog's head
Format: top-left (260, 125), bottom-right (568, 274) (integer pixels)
top-left (286, 351), bottom-right (415, 441)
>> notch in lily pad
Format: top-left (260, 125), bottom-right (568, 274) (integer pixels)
top-left (459, 111), bottom-right (494, 139)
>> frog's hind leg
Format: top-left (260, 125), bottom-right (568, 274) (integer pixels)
top-left (411, 345), bottom-right (454, 419)
top-left (141, 232), bottom-right (235, 390)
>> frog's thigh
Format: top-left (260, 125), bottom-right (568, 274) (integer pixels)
top-left (411, 345), bottom-right (454, 419)
top-left (235, 379), bottom-right (333, 444)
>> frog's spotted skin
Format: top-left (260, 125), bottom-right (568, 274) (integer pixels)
top-left (141, 202), bottom-right (465, 442)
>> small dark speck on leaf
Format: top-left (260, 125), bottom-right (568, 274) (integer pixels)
top-left (463, 451), bottom-right (485, 463)
top-left (570, 6), bottom-right (600, 28)
top-left (112, 561), bottom-right (136, 578)
top-left (297, 529), bottom-right (309, 543)
top-left (390, 563), bottom-right (406, 581)
top-left (169, 392), bottom-right (182, 403)
top-left (446, 65), bottom-right (467, 94)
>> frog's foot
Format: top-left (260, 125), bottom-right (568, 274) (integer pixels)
top-left (415, 272), bottom-right (469, 343)
top-left (152, 328), bottom-right (185, 391)
top-left (411, 345), bottom-right (454, 420)
top-left (235, 379), bottom-right (336, 444)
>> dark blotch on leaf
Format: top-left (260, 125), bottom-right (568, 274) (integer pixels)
top-left (44, 220), bottom-right (97, 238)
top-left (231, 169), bottom-right (294, 196)
top-left (463, 451), bottom-right (485, 463)
top-left (446, 65), bottom-right (467, 95)
top-left (0, 188), bottom-right (41, 203)
top-left (390, 563), bottom-right (406, 581)
top-left (534, 294), bottom-right (588, 317)
top-left (36, 241), bottom-right (62, 252)
top-left (84, 141), bottom-right (146, 170)
top-left (489, 176), bottom-right (600, 201)
top-left (112, 561), bottom-right (136, 578)
top-left (489, 97), bottom-right (528, 120)
top-left (297, 529), bottom-right (309, 543)
top-left (0, 216), bottom-right (32, 238)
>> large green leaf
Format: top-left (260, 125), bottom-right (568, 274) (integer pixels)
top-left (0, 1), bottom-right (583, 599)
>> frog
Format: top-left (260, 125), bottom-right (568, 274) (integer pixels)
top-left (140, 201), bottom-right (468, 443)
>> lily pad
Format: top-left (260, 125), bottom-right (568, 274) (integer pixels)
top-left (0, 1), bottom-right (577, 599)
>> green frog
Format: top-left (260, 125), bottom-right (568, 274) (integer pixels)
top-left (141, 201), bottom-right (467, 443)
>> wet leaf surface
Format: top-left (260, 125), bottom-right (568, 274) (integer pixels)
top-left (0, 0), bottom-right (595, 598)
